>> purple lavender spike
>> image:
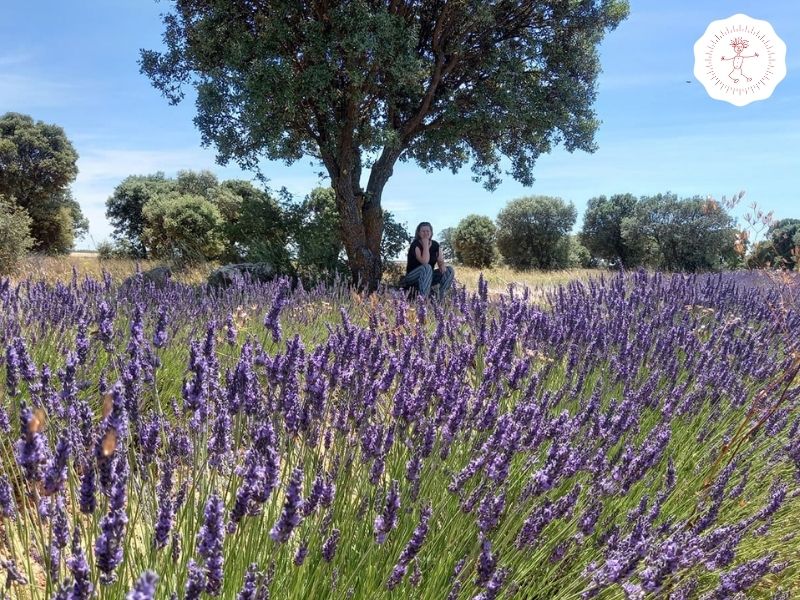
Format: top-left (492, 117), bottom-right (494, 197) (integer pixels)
top-left (127, 571), bottom-right (158, 600)
top-left (322, 528), bottom-right (341, 562)
top-left (270, 467), bottom-right (304, 543)
top-left (197, 493), bottom-right (225, 595)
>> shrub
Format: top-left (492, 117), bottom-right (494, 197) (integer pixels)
top-left (453, 214), bottom-right (497, 268)
top-left (566, 235), bottom-right (594, 268)
top-left (142, 193), bottom-right (225, 264)
top-left (622, 194), bottom-right (738, 272)
top-left (496, 196), bottom-right (577, 270)
top-left (0, 195), bottom-right (34, 274)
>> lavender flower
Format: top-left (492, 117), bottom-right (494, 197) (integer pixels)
top-left (374, 480), bottom-right (400, 544)
top-left (472, 567), bottom-right (508, 600)
top-left (43, 432), bottom-right (71, 495)
top-left (0, 474), bottom-right (16, 518)
top-left (270, 467), bottom-right (304, 543)
top-left (294, 540), bottom-right (309, 566)
top-left (79, 463), bottom-right (97, 514)
top-left (0, 557), bottom-right (28, 585)
top-left (475, 535), bottom-right (497, 587)
top-left (197, 493), bottom-right (225, 595)
top-left (184, 559), bottom-right (207, 600)
top-left (386, 505), bottom-right (432, 590)
top-left (322, 528), bottom-right (341, 562)
top-left (14, 402), bottom-right (49, 482)
top-left (94, 457), bottom-right (129, 584)
top-left (67, 542), bottom-right (94, 600)
top-left (154, 462), bottom-right (175, 549)
top-left (713, 553), bottom-right (775, 597)
top-left (153, 305), bottom-right (168, 348)
top-left (127, 571), bottom-right (158, 600)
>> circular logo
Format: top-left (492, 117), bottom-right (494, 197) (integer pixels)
top-left (693, 14), bottom-right (787, 106)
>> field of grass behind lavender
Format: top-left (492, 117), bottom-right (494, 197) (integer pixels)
top-left (1, 267), bottom-right (799, 599)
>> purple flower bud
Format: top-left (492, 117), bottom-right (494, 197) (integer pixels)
top-left (387, 505), bottom-right (432, 590)
top-left (197, 494), bottom-right (225, 595)
top-left (477, 492), bottom-right (505, 533)
top-left (67, 543), bottom-right (94, 600)
top-left (302, 471), bottom-right (325, 517)
top-left (472, 567), bottom-right (508, 600)
top-left (270, 467), bottom-right (304, 543)
top-left (76, 319), bottom-right (90, 364)
top-left (0, 557), bottom-right (28, 586)
top-left (14, 403), bottom-right (49, 482)
top-left (43, 432), bottom-right (71, 495)
top-left (154, 463), bottom-right (175, 549)
top-left (714, 553), bottom-right (775, 597)
top-left (226, 312), bottom-right (238, 345)
top-left (185, 559), bottom-right (207, 600)
top-left (127, 571), bottom-right (158, 600)
top-left (294, 541), bottom-right (309, 566)
top-left (94, 458), bottom-right (129, 584)
top-left (322, 528), bottom-right (341, 562)
top-left (153, 305), bottom-right (168, 348)
top-left (79, 463), bottom-right (97, 515)
top-left (475, 535), bottom-right (497, 587)
top-left (0, 475), bottom-right (16, 518)
top-left (374, 480), bottom-right (400, 544)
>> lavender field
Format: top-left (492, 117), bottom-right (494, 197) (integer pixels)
top-left (1, 268), bottom-right (799, 599)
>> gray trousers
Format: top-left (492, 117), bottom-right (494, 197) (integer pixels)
top-left (401, 265), bottom-right (455, 299)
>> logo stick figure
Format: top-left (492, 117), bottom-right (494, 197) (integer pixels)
top-left (720, 37), bottom-right (759, 83)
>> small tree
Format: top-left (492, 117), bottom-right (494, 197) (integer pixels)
top-left (453, 215), bottom-right (497, 268)
top-left (0, 112), bottom-right (86, 253)
top-left (566, 235), bottom-right (594, 268)
top-left (218, 180), bottom-right (294, 273)
top-left (0, 195), bottom-right (34, 274)
top-left (496, 196), bottom-right (577, 270)
top-left (580, 193), bottom-right (642, 267)
top-left (438, 228), bottom-right (456, 262)
top-left (106, 173), bottom-right (173, 257)
top-left (142, 193), bottom-right (225, 264)
top-left (766, 219), bottom-right (800, 270)
top-left (622, 194), bottom-right (738, 272)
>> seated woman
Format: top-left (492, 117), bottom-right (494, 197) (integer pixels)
top-left (400, 222), bottom-right (455, 300)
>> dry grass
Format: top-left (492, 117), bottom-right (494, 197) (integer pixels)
top-left (9, 255), bottom-right (602, 296)
top-left (11, 254), bottom-right (215, 285)
top-left (454, 265), bottom-right (603, 294)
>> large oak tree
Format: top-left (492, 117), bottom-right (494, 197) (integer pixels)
top-left (0, 112), bottom-right (87, 253)
top-left (141, 0), bottom-right (628, 289)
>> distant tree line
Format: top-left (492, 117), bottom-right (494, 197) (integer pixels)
top-left (102, 171), bottom-right (411, 282)
top-left (3, 113), bottom-right (798, 278)
top-left (449, 193), bottom-right (799, 272)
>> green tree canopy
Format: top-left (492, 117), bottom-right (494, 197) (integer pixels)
top-left (580, 193), bottom-right (642, 266)
top-left (142, 193), bottom-right (226, 264)
top-left (141, 0), bottom-right (628, 289)
top-left (453, 214), bottom-right (497, 268)
top-left (621, 193), bottom-right (738, 272)
top-left (496, 196), bottom-right (577, 270)
top-left (0, 112), bottom-right (86, 253)
top-left (105, 173), bottom-right (173, 257)
top-left (219, 179), bottom-right (293, 272)
top-left (766, 218), bottom-right (800, 270)
top-left (0, 195), bottom-right (34, 275)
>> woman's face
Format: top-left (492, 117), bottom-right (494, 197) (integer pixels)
top-left (418, 225), bottom-right (432, 240)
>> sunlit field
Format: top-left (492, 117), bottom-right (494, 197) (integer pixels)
top-left (1, 260), bottom-right (798, 598)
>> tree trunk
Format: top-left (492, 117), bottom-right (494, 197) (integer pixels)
top-left (330, 147), bottom-right (400, 292)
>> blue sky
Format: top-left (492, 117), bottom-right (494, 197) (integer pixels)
top-left (1, 1), bottom-right (799, 249)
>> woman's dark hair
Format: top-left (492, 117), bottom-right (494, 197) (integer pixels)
top-left (414, 222), bottom-right (433, 240)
